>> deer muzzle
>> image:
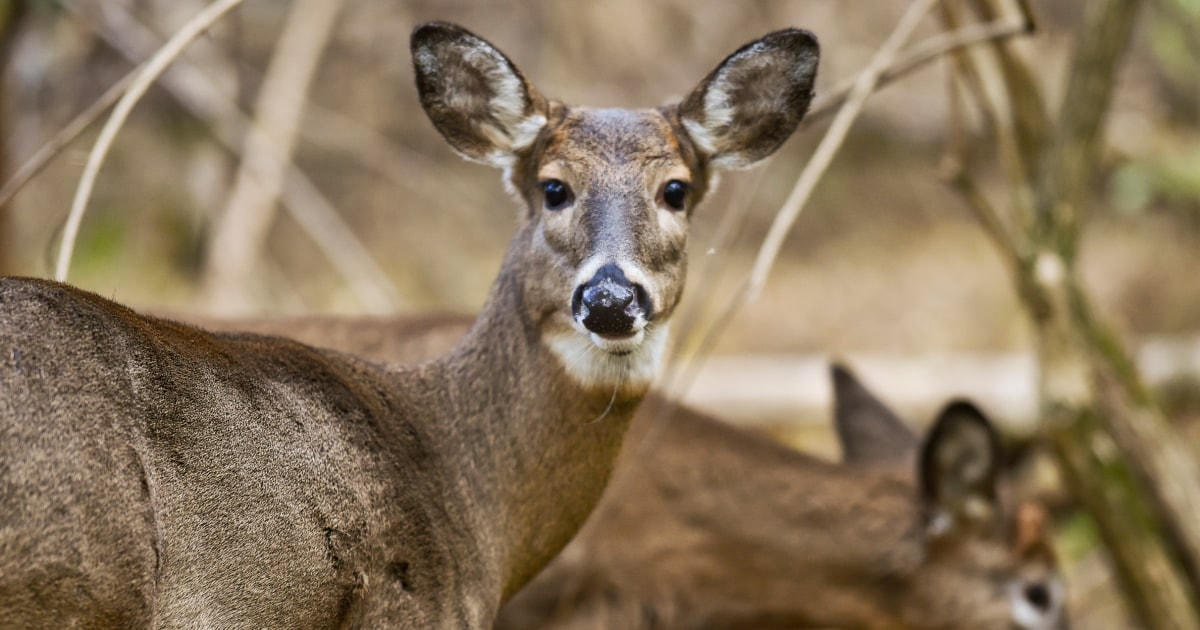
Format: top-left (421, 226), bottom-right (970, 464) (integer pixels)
top-left (572, 263), bottom-right (650, 338)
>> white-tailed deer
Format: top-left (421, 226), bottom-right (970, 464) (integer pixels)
top-left (193, 314), bottom-right (1067, 630)
top-left (494, 365), bottom-right (1068, 630)
top-left (0, 22), bottom-right (818, 628)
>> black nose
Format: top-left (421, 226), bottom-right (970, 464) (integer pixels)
top-left (572, 263), bottom-right (650, 336)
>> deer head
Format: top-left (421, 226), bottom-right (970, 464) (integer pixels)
top-left (836, 368), bottom-right (1068, 630)
top-left (410, 22), bottom-right (819, 391)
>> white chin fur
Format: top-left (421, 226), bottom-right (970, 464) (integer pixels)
top-left (546, 324), bottom-right (668, 391)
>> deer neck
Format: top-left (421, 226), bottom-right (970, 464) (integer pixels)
top-left (425, 233), bottom-right (652, 603)
top-left (638, 415), bottom-right (925, 628)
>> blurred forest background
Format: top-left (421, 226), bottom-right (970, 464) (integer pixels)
top-left (2, 0), bottom-right (1200, 627)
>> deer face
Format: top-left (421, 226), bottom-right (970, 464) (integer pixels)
top-left (411, 23), bottom-right (818, 391)
top-left (904, 402), bottom-right (1069, 630)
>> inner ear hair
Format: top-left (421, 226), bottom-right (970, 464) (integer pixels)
top-left (411, 21), bottom-right (547, 166)
top-left (919, 400), bottom-right (1003, 517)
top-left (678, 28), bottom-right (819, 169)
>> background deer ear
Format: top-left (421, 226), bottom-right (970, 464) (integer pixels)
top-left (411, 21), bottom-right (548, 167)
top-left (678, 29), bottom-right (819, 169)
top-left (830, 363), bottom-right (919, 468)
top-left (918, 401), bottom-right (1003, 533)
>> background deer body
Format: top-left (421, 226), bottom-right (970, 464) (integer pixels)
top-left (0, 22), bottom-right (818, 629)
top-left (500, 376), bottom-right (1068, 630)
top-left (195, 313), bottom-right (1066, 630)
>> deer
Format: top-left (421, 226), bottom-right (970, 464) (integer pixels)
top-left (192, 313), bottom-right (1067, 630)
top-left (494, 365), bottom-right (1068, 630)
top-left (0, 21), bottom-right (819, 629)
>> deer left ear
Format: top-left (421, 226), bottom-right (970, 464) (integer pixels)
top-left (678, 28), bottom-right (819, 169)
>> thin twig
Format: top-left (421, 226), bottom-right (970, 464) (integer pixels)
top-left (0, 67), bottom-right (138, 208)
top-left (937, 9), bottom-right (1029, 263)
top-left (746, 0), bottom-right (940, 300)
top-left (277, 167), bottom-right (404, 315)
top-left (55, 0), bottom-right (246, 282)
top-left (806, 14), bottom-right (1029, 125)
top-left (961, 0), bottom-right (1051, 193)
top-left (944, 162), bottom-right (1024, 266)
top-left (663, 163), bottom-right (772, 379)
top-left (50, 2), bottom-right (401, 312)
top-left (201, 0), bottom-right (347, 314)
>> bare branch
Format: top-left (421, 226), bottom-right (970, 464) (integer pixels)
top-left (964, 0), bottom-right (1051, 188)
top-left (746, 0), bottom-right (941, 300)
top-left (49, 2), bottom-right (400, 312)
top-left (938, 2), bottom-right (1035, 215)
top-left (947, 172), bottom-right (1024, 263)
top-left (0, 64), bottom-right (138, 210)
top-left (937, 15), bottom-right (1028, 265)
top-left (950, 0), bottom-right (1200, 621)
top-left (55, 0), bottom-right (246, 282)
top-left (806, 13), bottom-right (1029, 125)
top-left (277, 165), bottom-right (404, 316)
top-left (201, 0), bottom-right (347, 315)
top-left (1034, 0), bottom-right (1145, 254)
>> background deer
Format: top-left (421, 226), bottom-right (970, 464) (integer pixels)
top-left (495, 366), bottom-right (1067, 630)
top-left (195, 312), bottom-right (1067, 630)
top-left (0, 22), bottom-right (817, 628)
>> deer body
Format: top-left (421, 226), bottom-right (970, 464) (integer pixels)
top-left (0, 22), bottom-right (818, 629)
top-left (194, 313), bottom-right (1067, 630)
top-left (495, 374), bottom-right (1068, 630)
top-left (0, 271), bottom-right (623, 628)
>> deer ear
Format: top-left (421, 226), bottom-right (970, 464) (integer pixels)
top-left (411, 22), bottom-right (548, 167)
top-left (831, 363), bottom-right (919, 468)
top-left (919, 401), bottom-right (1003, 534)
top-left (678, 28), bottom-right (819, 169)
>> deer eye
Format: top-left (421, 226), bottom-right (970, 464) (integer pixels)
top-left (1023, 582), bottom-right (1052, 612)
top-left (541, 179), bottom-right (573, 211)
top-left (661, 179), bottom-right (690, 211)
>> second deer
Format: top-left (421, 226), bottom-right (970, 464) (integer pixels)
top-left (495, 367), bottom-right (1068, 630)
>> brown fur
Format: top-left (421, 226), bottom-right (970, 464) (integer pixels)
top-left (0, 22), bottom-right (817, 629)
top-left (195, 314), bottom-right (1067, 630)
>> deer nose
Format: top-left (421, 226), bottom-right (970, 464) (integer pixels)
top-left (572, 263), bottom-right (650, 336)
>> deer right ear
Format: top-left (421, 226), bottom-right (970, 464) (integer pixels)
top-left (678, 29), bottom-right (819, 169)
top-left (411, 22), bottom-right (548, 167)
top-left (918, 401), bottom-right (1003, 535)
